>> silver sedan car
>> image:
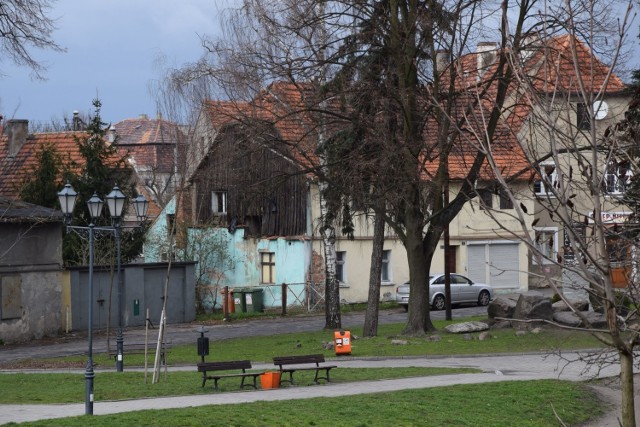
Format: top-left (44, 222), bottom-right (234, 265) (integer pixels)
top-left (395, 273), bottom-right (493, 311)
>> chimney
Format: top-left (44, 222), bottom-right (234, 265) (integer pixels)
top-left (521, 31), bottom-right (542, 62)
top-left (72, 110), bottom-right (82, 131)
top-left (6, 119), bottom-right (29, 157)
top-left (435, 50), bottom-right (449, 75)
top-left (108, 125), bottom-right (117, 144)
top-left (0, 114), bottom-right (3, 136)
top-left (476, 42), bottom-right (498, 76)
top-left (140, 114), bottom-right (149, 120)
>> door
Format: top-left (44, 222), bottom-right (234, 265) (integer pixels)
top-left (467, 242), bottom-right (520, 289)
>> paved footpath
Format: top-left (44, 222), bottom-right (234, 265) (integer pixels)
top-left (0, 352), bottom-right (622, 424)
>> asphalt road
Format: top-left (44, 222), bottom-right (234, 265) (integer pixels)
top-left (0, 305), bottom-right (487, 363)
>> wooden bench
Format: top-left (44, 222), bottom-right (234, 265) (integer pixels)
top-left (273, 354), bottom-right (337, 385)
top-left (197, 360), bottom-right (264, 390)
top-left (108, 341), bottom-right (170, 366)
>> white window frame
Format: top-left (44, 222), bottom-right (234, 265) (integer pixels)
top-left (381, 250), bottom-right (391, 282)
top-left (212, 191), bottom-right (227, 214)
top-left (604, 165), bottom-right (632, 195)
top-left (534, 163), bottom-right (558, 197)
top-left (335, 251), bottom-right (346, 283)
top-left (533, 227), bottom-right (558, 265)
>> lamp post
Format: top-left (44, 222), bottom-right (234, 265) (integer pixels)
top-left (57, 183), bottom-right (148, 415)
top-left (106, 186), bottom-right (126, 372)
top-left (57, 185), bottom-right (102, 416)
top-left (105, 187), bottom-right (149, 373)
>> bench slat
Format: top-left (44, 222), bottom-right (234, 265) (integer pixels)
top-left (197, 360), bottom-right (263, 390)
top-left (273, 354), bottom-right (336, 385)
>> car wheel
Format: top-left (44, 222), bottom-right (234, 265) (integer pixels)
top-left (432, 295), bottom-right (446, 311)
top-left (478, 290), bottom-right (490, 306)
top-left (402, 305), bottom-right (408, 312)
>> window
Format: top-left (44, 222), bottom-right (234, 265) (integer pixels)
top-left (212, 191), bottom-right (227, 214)
top-left (533, 227), bottom-right (558, 264)
top-left (1, 276), bottom-right (22, 320)
top-left (381, 250), bottom-right (391, 282)
top-left (478, 191), bottom-right (493, 210)
top-left (166, 214), bottom-right (176, 236)
top-left (499, 189), bottom-right (513, 209)
top-left (336, 251), bottom-right (346, 283)
top-left (261, 252), bottom-right (275, 284)
top-left (576, 102), bottom-right (591, 130)
top-left (534, 164), bottom-right (558, 196)
top-left (604, 163), bottom-right (631, 195)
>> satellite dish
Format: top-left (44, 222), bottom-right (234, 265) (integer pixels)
top-left (593, 100), bottom-right (609, 120)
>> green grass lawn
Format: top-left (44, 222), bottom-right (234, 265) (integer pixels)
top-left (0, 315), bottom-right (609, 426)
top-left (9, 380), bottom-right (603, 427)
top-left (7, 317), bottom-right (603, 370)
top-left (0, 367), bottom-right (480, 404)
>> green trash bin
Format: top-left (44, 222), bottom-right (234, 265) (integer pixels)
top-left (244, 288), bottom-right (264, 312)
top-left (234, 288), bottom-right (247, 313)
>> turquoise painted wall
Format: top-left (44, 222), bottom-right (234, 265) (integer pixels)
top-left (143, 200), bottom-right (309, 310)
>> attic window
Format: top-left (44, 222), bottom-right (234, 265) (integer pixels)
top-left (212, 191), bottom-right (227, 214)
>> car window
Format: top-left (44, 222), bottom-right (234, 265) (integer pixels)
top-left (451, 275), bottom-right (469, 284)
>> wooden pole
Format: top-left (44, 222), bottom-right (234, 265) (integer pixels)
top-left (144, 308), bottom-right (149, 383)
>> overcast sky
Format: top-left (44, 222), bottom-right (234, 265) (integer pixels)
top-left (0, 0), bottom-right (234, 126)
top-left (1, 1), bottom-right (638, 128)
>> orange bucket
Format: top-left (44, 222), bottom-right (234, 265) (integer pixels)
top-left (260, 372), bottom-right (281, 389)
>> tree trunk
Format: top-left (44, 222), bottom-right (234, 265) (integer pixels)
top-left (402, 202), bottom-right (435, 334)
top-left (319, 180), bottom-right (341, 329)
top-left (620, 348), bottom-right (637, 427)
top-left (363, 212), bottom-right (385, 337)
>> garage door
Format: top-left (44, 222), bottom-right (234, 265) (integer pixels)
top-left (467, 242), bottom-right (520, 289)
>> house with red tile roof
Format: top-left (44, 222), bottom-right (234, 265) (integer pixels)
top-left (142, 75), bottom-right (534, 308)
top-left (510, 34), bottom-right (630, 290)
top-left (0, 118), bottom-right (158, 226)
top-left (144, 33), bottom-right (630, 309)
top-left (110, 114), bottom-right (187, 219)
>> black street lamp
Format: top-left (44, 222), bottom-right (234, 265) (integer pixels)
top-left (105, 187), bottom-right (149, 373)
top-left (57, 183), bottom-right (148, 415)
top-left (105, 186), bottom-right (126, 372)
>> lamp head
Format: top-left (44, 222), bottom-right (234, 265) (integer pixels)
top-left (133, 194), bottom-right (149, 223)
top-left (106, 185), bottom-right (126, 220)
top-left (57, 183), bottom-right (78, 225)
top-left (86, 193), bottom-right (104, 221)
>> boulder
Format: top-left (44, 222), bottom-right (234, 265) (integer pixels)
top-left (444, 321), bottom-right (489, 334)
top-left (488, 296), bottom-right (517, 319)
top-left (513, 291), bottom-right (553, 321)
top-left (552, 299), bottom-right (590, 312)
top-left (553, 311), bottom-right (608, 328)
top-left (488, 319), bottom-right (513, 329)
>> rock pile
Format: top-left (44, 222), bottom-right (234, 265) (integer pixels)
top-left (487, 290), bottom-right (606, 328)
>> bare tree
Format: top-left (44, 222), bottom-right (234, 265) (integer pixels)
top-left (0, 0), bottom-right (64, 79)
top-left (177, 0), bottom-right (541, 334)
top-left (474, 2), bottom-right (639, 424)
